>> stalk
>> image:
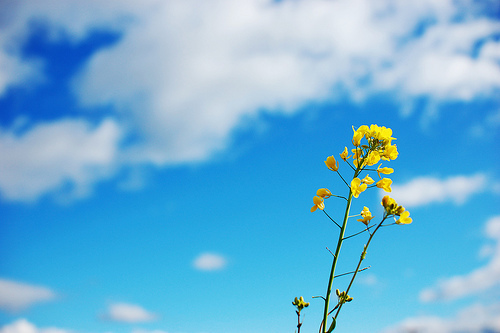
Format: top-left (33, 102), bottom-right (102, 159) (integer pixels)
top-left (321, 190), bottom-right (353, 333)
top-left (333, 216), bottom-right (387, 320)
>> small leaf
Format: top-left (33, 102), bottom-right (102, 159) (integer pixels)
top-left (326, 317), bottom-right (336, 333)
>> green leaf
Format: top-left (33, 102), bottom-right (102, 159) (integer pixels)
top-left (326, 317), bottom-right (336, 333)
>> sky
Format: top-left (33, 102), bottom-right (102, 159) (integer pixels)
top-left (0, 0), bottom-right (499, 332)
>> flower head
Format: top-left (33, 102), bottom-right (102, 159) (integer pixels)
top-left (376, 178), bottom-right (392, 192)
top-left (381, 195), bottom-right (397, 213)
top-left (377, 164), bottom-right (394, 178)
top-left (352, 125), bottom-right (369, 146)
top-left (325, 155), bottom-right (339, 171)
top-left (311, 196), bottom-right (325, 212)
top-left (316, 188), bottom-right (332, 198)
top-left (396, 210), bottom-right (412, 224)
top-left (361, 174), bottom-right (374, 185)
top-left (292, 296), bottom-right (310, 312)
top-left (351, 177), bottom-right (367, 198)
top-left (340, 147), bottom-right (351, 161)
top-left (357, 206), bottom-right (374, 225)
top-left (366, 151), bottom-right (381, 166)
top-left (382, 144), bottom-right (398, 161)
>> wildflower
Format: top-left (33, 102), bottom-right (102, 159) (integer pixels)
top-left (377, 164), bottom-right (394, 178)
top-left (317, 188), bottom-right (332, 198)
top-left (366, 150), bottom-right (381, 166)
top-left (396, 210), bottom-right (412, 224)
top-left (376, 178), bottom-right (392, 192)
top-left (311, 196), bottom-right (325, 212)
top-left (378, 126), bottom-right (395, 143)
top-left (352, 125), bottom-right (369, 146)
top-left (351, 178), bottom-right (367, 198)
top-left (325, 155), bottom-right (339, 171)
top-left (340, 147), bottom-right (351, 161)
top-left (357, 206), bottom-right (374, 225)
top-left (361, 175), bottom-right (374, 185)
top-left (381, 195), bottom-right (397, 213)
top-left (351, 148), bottom-right (365, 167)
top-left (382, 144), bottom-right (398, 161)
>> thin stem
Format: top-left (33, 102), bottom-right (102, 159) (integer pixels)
top-left (333, 266), bottom-right (370, 278)
top-left (321, 190), bottom-right (353, 333)
top-left (336, 171), bottom-right (350, 187)
top-left (333, 216), bottom-right (388, 321)
top-left (297, 310), bottom-right (302, 333)
top-left (323, 210), bottom-right (341, 229)
top-left (343, 224), bottom-right (377, 240)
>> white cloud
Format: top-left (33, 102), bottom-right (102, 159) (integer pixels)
top-left (0, 279), bottom-right (56, 312)
top-left (420, 216), bottom-right (500, 303)
top-left (389, 174), bottom-right (487, 208)
top-left (72, 0), bottom-right (500, 165)
top-left (103, 302), bottom-right (157, 323)
top-left (382, 302), bottom-right (500, 333)
top-left (0, 118), bottom-right (121, 202)
top-left (0, 319), bottom-right (70, 333)
top-left (193, 252), bottom-right (227, 271)
top-left (0, 0), bottom-right (498, 202)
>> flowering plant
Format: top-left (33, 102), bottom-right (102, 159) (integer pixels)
top-left (293, 124), bottom-right (412, 333)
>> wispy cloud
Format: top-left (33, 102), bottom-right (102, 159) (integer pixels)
top-left (102, 302), bottom-right (157, 323)
top-left (382, 302), bottom-right (500, 333)
top-left (0, 0), bottom-right (498, 202)
top-left (0, 319), bottom-right (71, 333)
top-left (420, 215), bottom-right (500, 303)
top-left (389, 173), bottom-right (487, 208)
top-left (193, 252), bottom-right (228, 271)
top-left (0, 278), bottom-right (56, 312)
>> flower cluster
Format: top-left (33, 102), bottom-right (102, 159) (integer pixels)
top-left (382, 195), bottom-right (412, 224)
top-left (336, 289), bottom-right (353, 304)
top-left (311, 124), bottom-right (401, 214)
top-left (292, 296), bottom-right (310, 312)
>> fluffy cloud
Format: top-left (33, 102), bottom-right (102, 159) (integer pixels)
top-left (382, 302), bottom-right (500, 333)
top-left (193, 252), bottom-right (227, 271)
top-left (0, 118), bottom-right (121, 202)
top-left (0, 279), bottom-right (56, 312)
top-left (389, 174), bottom-right (487, 208)
top-left (0, 319), bottom-right (71, 333)
top-left (0, 0), bottom-right (498, 202)
top-left (103, 302), bottom-right (157, 323)
top-left (420, 215), bottom-right (500, 303)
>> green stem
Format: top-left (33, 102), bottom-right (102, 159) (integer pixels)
top-left (333, 216), bottom-right (387, 320)
top-left (321, 190), bottom-right (353, 333)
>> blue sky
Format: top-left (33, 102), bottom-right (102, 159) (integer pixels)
top-left (0, 1), bottom-right (499, 333)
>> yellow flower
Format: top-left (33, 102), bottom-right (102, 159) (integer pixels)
top-left (381, 195), bottom-right (397, 213)
top-left (382, 144), bottom-right (398, 160)
top-left (357, 206), bottom-right (374, 225)
top-left (377, 163), bottom-right (394, 178)
top-left (352, 125), bottom-right (369, 146)
top-left (369, 124), bottom-right (381, 139)
top-left (361, 174), bottom-right (374, 185)
top-left (396, 210), bottom-right (412, 224)
top-left (325, 155), bottom-right (339, 171)
top-left (378, 126), bottom-right (395, 143)
top-left (351, 177), bottom-right (367, 198)
top-left (351, 148), bottom-right (365, 167)
top-left (311, 196), bottom-right (325, 212)
top-left (316, 188), bottom-right (332, 198)
top-left (366, 150), bottom-right (381, 166)
top-left (340, 147), bottom-right (351, 161)
top-left (376, 178), bottom-right (392, 192)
